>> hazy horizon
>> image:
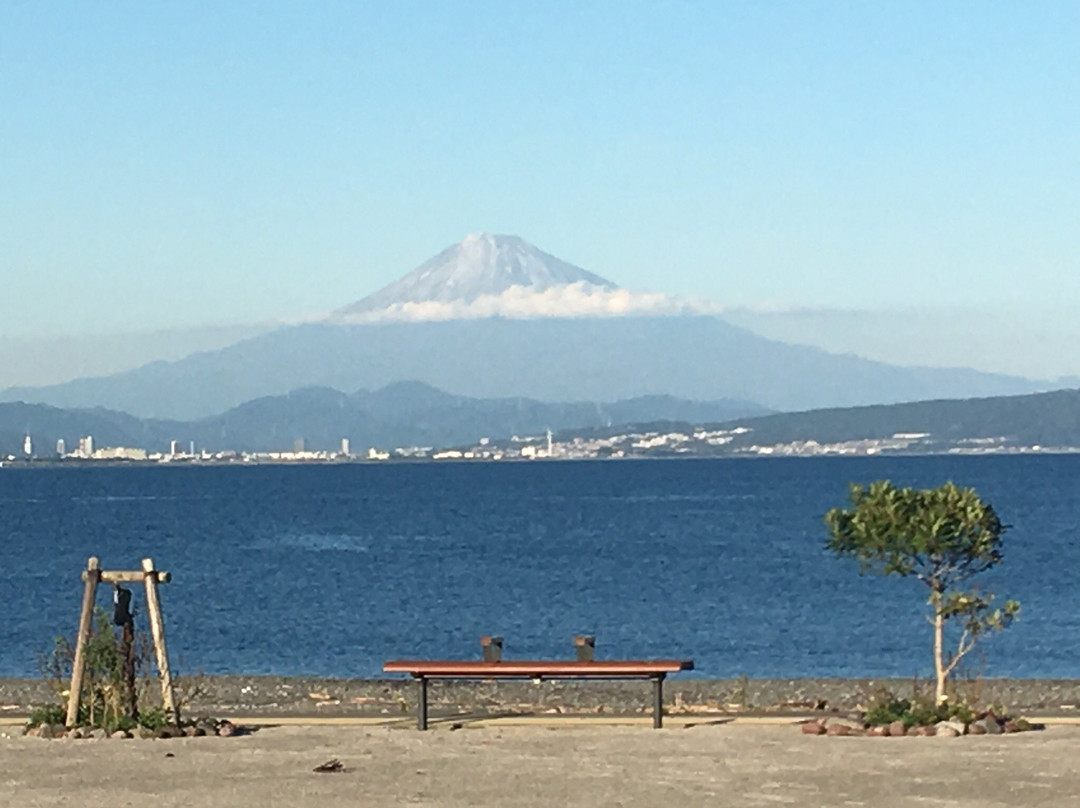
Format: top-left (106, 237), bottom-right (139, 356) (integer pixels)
top-left (2, 3), bottom-right (1078, 387)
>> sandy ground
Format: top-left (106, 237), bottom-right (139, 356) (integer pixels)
top-left (2, 722), bottom-right (1079, 807)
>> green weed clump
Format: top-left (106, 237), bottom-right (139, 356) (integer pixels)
top-left (26, 704), bottom-right (65, 728)
top-left (34, 607), bottom-right (170, 732)
top-left (863, 688), bottom-right (977, 728)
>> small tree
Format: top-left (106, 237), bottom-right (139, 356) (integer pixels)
top-left (825, 480), bottom-right (1020, 705)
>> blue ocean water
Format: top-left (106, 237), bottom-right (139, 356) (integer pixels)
top-left (0, 457), bottom-right (1077, 679)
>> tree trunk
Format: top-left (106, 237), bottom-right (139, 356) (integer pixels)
top-left (933, 597), bottom-right (946, 705)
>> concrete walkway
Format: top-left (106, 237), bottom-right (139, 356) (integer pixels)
top-left (3, 722), bottom-right (1079, 807)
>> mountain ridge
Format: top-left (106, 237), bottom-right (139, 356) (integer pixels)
top-left (1, 316), bottom-right (1047, 421)
top-left (0, 235), bottom-right (1052, 419)
top-left (0, 382), bottom-right (767, 456)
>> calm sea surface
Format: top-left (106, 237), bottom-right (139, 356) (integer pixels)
top-left (1, 457), bottom-right (1077, 679)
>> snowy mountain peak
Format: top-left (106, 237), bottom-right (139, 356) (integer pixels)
top-left (334, 234), bottom-right (616, 319)
top-left (329, 233), bottom-right (704, 324)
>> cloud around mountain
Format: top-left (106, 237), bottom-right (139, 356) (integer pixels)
top-left (0, 232), bottom-right (1053, 421)
top-left (329, 232), bottom-right (715, 322)
top-left (330, 281), bottom-right (712, 323)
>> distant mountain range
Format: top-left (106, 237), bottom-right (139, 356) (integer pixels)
top-left (713, 387), bottom-right (1080, 450)
top-left (0, 234), bottom-right (1053, 419)
top-left (564, 387), bottom-right (1080, 453)
top-left (7, 384), bottom-right (1080, 460)
top-left (0, 383), bottom-right (767, 456)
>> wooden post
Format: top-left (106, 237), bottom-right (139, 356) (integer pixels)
top-left (142, 557), bottom-right (178, 724)
top-left (66, 557), bottom-right (101, 727)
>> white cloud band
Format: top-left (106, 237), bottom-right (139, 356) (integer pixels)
top-left (329, 282), bottom-right (719, 323)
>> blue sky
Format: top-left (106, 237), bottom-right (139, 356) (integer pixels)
top-left (1, 2), bottom-right (1078, 346)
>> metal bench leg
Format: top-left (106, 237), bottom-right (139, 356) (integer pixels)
top-left (653, 674), bottom-right (664, 729)
top-left (417, 676), bottom-right (428, 730)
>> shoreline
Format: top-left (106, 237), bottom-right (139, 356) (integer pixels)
top-left (5, 675), bottom-right (1080, 720)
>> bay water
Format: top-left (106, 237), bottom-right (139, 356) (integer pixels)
top-left (1, 456), bottom-right (1077, 679)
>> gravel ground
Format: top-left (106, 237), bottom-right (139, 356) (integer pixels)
top-left (3, 723), bottom-right (1079, 807)
top-left (5, 676), bottom-right (1080, 720)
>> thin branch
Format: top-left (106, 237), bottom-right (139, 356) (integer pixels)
top-left (943, 628), bottom-right (975, 679)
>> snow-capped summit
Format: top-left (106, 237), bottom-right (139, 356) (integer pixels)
top-left (329, 233), bottom-right (699, 323)
top-left (334, 233), bottom-right (616, 319)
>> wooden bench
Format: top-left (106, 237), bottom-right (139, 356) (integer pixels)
top-left (382, 659), bottom-right (694, 729)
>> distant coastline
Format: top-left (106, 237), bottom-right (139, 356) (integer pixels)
top-left (6, 384), bottom-right (1080, 463)
top-left (4, 443), bottom-right (1080, 470)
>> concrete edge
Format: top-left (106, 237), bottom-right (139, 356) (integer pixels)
top-left (6, 714), bottom-right (1080, 729)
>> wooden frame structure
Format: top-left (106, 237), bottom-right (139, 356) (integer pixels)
top-left (66, 556), bottom-right (177, 727)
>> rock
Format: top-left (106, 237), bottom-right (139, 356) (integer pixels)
top-left (800, 721), bottom-right (825, 735)
top-left (65, 728), bottom-right (82, 739)
top-left (968, 722), bottom-right (986, 735)
top-left (183, 725), bottom-right (205, 737)
top-left (111, 730), bottom-right (131, 739)
top-left (911, 725), bottom-right (936, 737)
top-left (888, 720), bottom-right (907, 737)
top-left (89, 728), bottom-right (108, 740)
top-left (936, 720), bottom-right (967, 736)
top-left (866, 725), bottom-right (888, 737)
top-left (23, 725), bottom-right (41, 738)
top-left (983, 717), bottom-right (1004, 735)
top-left (826, 718), bottom-right (863, 730)
top-left (1014, 718), bottom-right (1034, 732)
top-left (825, 723), bottom-right (852, 736)
top-left (216, 721), bottom-right (237, 737)
top-left (1003, 720), bottom-right (1021, 733)
top-left (37, 724), bottom-right (56, 739)
top-left (936, 725), bottom-right (960, 738)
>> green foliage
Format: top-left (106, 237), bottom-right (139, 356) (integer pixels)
top-left (864, 694), bottom-right (911, 726)
top-left (945, 701), bottom-right (977, 725)
top-left (138, 706), bottom-right (169, 730)
top-left (37, 606), bottom-right (168, 731)
top-left (904, 695), bottom-right (942, 728)
top-left (825, 480), bottom-right (1006, 588)
top-left (863, 688), bottom-right (977, 727)
top-left (26, 703), bottom-right (66, 728)
top-left (941, 589), bottom-right (1021, 641)
top-left (826, 480), bottom-right (1020, 702)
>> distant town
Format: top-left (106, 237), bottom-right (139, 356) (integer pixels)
top-left (2, 425), bottom-right (1072, 468)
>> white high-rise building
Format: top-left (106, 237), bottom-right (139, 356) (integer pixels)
top-left (56, 438), bottom-right (65, 456)
top-left (340, 438), bottom-right (350, 456)
top-left (23, 435), bottom-right (32, 456)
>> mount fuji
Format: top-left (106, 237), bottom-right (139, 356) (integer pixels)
top-left (1, 234), bottom-right (1046, 420)
top-left (330, 232), bottom-right (691, 323)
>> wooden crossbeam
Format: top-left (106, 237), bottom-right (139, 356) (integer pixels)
top-left (81, 569), bottom-right (171, 584)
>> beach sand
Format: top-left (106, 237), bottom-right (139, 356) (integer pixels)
top-left (3, 721), bottom-right (1077, 807)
